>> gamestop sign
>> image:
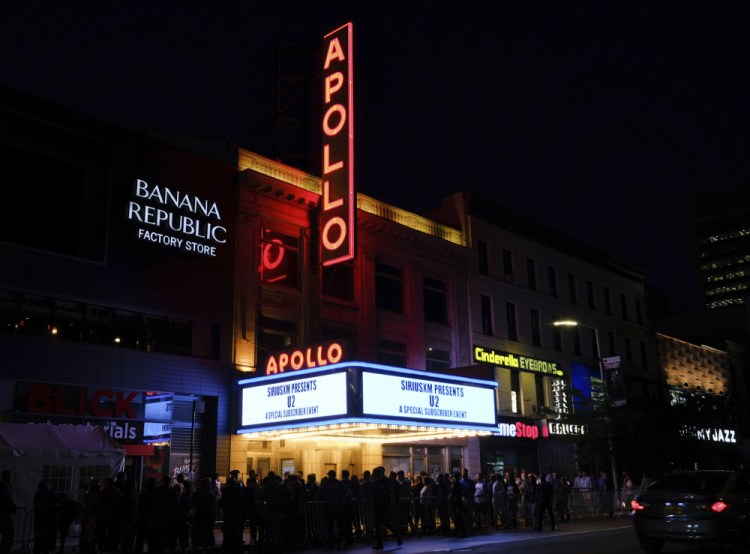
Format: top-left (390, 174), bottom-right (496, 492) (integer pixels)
top-left (321, 22), bottom-right (355, 266)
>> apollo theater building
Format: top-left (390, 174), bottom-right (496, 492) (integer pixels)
top-left (223, 23), bottom-right (505, 478)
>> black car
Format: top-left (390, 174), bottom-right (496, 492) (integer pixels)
top-left (632, 470), bottom-right (750, 552)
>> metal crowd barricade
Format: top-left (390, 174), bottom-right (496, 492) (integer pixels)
top-left (390, 497), bottom-right (409, 534)
top-left (303, 500), bottom-right (327, 547)
top-left (10, 507), bottom-right (32, 554)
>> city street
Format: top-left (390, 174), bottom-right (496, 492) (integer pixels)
top-left (331, 517), bottom-right (739, 554)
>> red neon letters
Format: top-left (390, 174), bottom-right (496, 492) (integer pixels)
top-left (27, 384), bottom-right (138, 418)
top-left (321, 23), bottom-right (355, 266)
top-left (265, 342), bottom-right (344, 375)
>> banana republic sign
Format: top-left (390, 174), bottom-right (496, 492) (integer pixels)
top-left (473, 345), bottom-right (564, 376)
top-left (127, 178), bottom-right (227, 257)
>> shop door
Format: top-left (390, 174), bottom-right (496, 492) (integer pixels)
top-left (257, 457), bottom-right (271, 480)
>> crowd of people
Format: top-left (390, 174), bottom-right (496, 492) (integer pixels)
top-left (0, 466), bottom-right (636, 554)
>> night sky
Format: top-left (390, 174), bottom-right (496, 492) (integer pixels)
top-left (3, 2), bottom-right (750, 314)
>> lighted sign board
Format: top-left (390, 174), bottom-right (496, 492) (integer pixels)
top-left (496, 417), bottom-right (586, 440)
top-left (473, 346), bottom-right (563, 376)
top-left (259, 228), bottom-right (298, 286)
top-left (551, 378), bottom-right (571, 418)
top-left (680, 425), bottom-right (737, 444)
top-left (361, 371), bottom-right (496, 426)
top-left (321, 22), bottom-right (355, 266)
top-left (238, 362), bottom-right (499, 435)
top-left (127, 178), bottom-right (227, 257)
top-left (265, 341), bottom-right (346, 375)
top-left (240, 372), bottom-right (348, 428)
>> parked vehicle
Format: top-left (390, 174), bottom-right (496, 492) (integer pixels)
top-left (632, 470), bottom-right (750, 553)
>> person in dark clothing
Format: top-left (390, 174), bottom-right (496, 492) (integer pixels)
top-left (219, 472), bottom-right (245, 554)
top-left (316, 470), bottom-right (348, 551)
top-left (243, 473), bottom-right (259, 547)
top-left (338, 470), bottom-right (354, 547)
top-left (134, 478), bottom-right (155, 554)
top-left (449, 472), bottom-right (467, 538)
top-left (284, 474), bottom-right (305, 549)
top-left (190, 478), bottom-right (216, 554)
top-left (534, 473), bottom-right (555, 531)
top-left (256, 471), bottom-right (289, 554)
top-left (33, 481), bottom-right (58, 554)
top-left (148, 476), bottom-right (180, 554)
top-left (113, 472), bottom-right (136, 554)
top-left (173, 483), bottom-right (191, 553)
top-left (359, 471), bottom-right (373, 538)
top-left (0, 471), bottom-right (16, 554)
top-left (95, 477), bottom-right (123, 553)
top-left (371, 466), bottom-right (402, 550)
top-left (57, 493), bottom-right (79, 554)
top-left (80, 480), bottom-right (100, 554)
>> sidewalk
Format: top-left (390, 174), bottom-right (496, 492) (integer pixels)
top-left (216, 515), bottom-right (634, 553)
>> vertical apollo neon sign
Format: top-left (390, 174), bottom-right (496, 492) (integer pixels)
top-left (321, 22), bottom-right (355, 266)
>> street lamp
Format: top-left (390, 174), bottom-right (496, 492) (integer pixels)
top-left (553, 320), bottom-right (621, 507)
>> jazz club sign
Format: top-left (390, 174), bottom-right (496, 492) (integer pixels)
top-left (321, 22), bottom-right (355, 266)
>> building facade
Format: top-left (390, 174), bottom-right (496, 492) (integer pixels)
top-left (428, 193), bottom-right (659, 480)
top-left (0, 88), bottom-right (236, 493)
top-left (694, 186), bottom-right (750, 309)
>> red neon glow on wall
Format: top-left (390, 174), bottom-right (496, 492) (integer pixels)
top-left (321, 22), bottom-right (355, 267)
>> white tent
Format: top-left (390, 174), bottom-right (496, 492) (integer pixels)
top-left (0, 423), bottom-right (125, 510)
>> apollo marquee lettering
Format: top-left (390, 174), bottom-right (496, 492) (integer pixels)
top-left (320, 22), bottom-right (355, 267)
top-left (265, 342), bottom-right (345, 375)
top-left (127, 178), bottom-right (227, 257)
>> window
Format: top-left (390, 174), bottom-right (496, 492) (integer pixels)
top-left (625, 338), bottom-right (633, 363)
top-left (530, 309), bottom-right (542, 346)
top-left (640, 342), bottom-right (648, 371)
top-left (603, 287), bottom-right (612, 315)
top-left (0, 291), bottom-right (220, 359)
top-left (620, 293), bottom-right (629, 321)
top-left (548, 266), bottom-right (558, 298)
top-left (256, 314), bottom-right (298, 371)
top-left (502, 249), bottom-right (514, 281)
top-left (376, 264), bottom-right (404, 313)
top-left (259, 228), bottom-right (299, 288)
top-left (635, 298), bottom-right (643, 325)
top-left (506, 302), bottom-right (518, 341)
top-left (477, 240), bottom-right (489, 275)
top-left (510, 371), bottom-right (521, 413)
top-left (377, 339), bottom-right (407, 367)
top-left (586, 280), bottom-right (595, 310)
top-left (568, 273), bottom-right (577, 304)
top-left (423, 277), bottom-right (447, 323)
top-left (0, 140), bottom-right (109, 262)
top-left (481, 295), bottom-right (493, 336)
top-left (552, 316), bottom-right (562, 351)
top-left (526, 259), bottom-right (537, 291)
top-left (607, 331), bottom-right (616, 356)
top-left (426, 348), bottom-right (451, 372)
top-left (535, 375), bottom-right (546, 415)
top-left (322, 261), bottom-right (354, 301)
top-left (572, 325), bottom-right (581, 355)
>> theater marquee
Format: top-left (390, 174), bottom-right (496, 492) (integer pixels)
top-left (238, 362), bottom-right (498, 441)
